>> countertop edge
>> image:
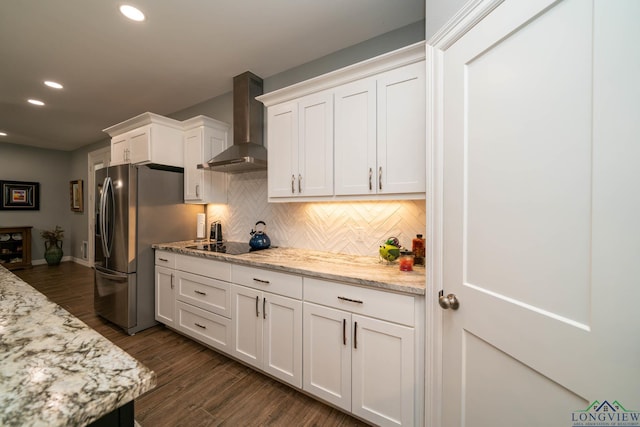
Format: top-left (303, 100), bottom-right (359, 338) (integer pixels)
top-left (152, 242), bottom-right (426, 296)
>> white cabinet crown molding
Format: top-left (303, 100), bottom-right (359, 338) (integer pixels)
top-left (257, 41), bottom-right (426, 107)
top-left (103, 112), bottom-right (183, 137)
top-left (181, 115), bottom-right (230, 131)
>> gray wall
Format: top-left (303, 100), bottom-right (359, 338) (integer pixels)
top-left (0, 143), bottom-right (73, 261)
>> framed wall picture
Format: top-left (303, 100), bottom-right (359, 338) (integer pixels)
top-left (70, 179), bottom-right (83, 212)
top-left (0, 181), bottom-right (40, 210)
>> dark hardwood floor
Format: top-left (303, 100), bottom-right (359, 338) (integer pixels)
top-left (14, 262), bottom-right (370, 427)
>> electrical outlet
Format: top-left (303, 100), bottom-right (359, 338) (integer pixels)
top-left (355, 227), bottom-right (365, 242)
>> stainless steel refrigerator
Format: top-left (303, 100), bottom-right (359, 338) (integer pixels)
top-left (94, 163), bottom-right (202, 335)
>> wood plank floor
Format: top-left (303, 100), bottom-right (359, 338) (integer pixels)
top-left (14, 262), bottom-right (370, 427)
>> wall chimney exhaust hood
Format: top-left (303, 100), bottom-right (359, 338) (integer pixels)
top-left (198, 71), bottom-right (266, 173)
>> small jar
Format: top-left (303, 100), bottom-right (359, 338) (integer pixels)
top-left (399, 251), bottom-right (414, 272)
top-left (412, 234), bottom-right (425, 266)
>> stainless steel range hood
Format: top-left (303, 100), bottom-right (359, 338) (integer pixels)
top-left (198, 71), bottom-right (266, 173)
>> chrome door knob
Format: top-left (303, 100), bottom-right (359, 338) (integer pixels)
top-left (438, 291), bottom-right (460, 310)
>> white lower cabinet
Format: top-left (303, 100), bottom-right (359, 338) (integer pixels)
top-left (155, 265), bottom-right (175, 326)
top-left (303, 278), bottom-right (416, 427)
top-left (154, 252), bottom-right (420, 426)
top-left (230, 266), bottom-right (303, 388)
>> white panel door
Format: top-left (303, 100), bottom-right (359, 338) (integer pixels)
top-left (377, 61), bottom-right (425, 194)
top-left (437, 0), bottom-right (640, 425)
top-left (263, 293), bottom-right (302, 388)
top-left (303, 302), bottom-right (351, 411)
top-left (230, 284), bottom-right (262, 369)
top-left (334, 78), bottom-right (377, 195)
top-left (155, 266), bottom-right (174, 326)
top-left (298, 91), bottom-right (334, 196)
top-left (183, 128), bottom-right (203, 201)
top-left (351, 314), bottom-right (414, 427)
top-left (267, 102), bottom-right (298, 198)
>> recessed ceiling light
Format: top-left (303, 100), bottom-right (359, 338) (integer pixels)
top-left (28, 99), bottom-right (45, 106)
top-left (0, 132), bottom-right (7, 137)
top-left (120, 5), bottom-right (145, 22)
top-left (44, 80), bottom-right (63, 89)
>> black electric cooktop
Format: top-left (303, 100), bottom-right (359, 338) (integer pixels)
top-left (186, 241), bottom-right (271, 255)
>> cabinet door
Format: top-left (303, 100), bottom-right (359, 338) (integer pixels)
top-left (184, 128), bottom-right (204, 202)
top-left (334, 78), bottom-right (377, 195)
top-left (377, 61), bottom-right (426, 194)
top-left (111, 135), bottom-right (129, 166)
top-left (128, 126), bottom-right (152, 164)
top-left (303, 302), bottom-right (351, 411)
top-left (268, 102), bottom-right (298, 198)
top-left (263, 293), bottom-right (302, 388)
top-left (351, 314), bottom-right (415, 427)
top-left (298, 91), bottom-right (334, 196)
top-left (230, 285), bottom-right (263, 369)
top-left (155, 266), bottom-right (175, 326)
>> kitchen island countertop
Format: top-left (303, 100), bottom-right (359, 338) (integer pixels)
top-left (0, 266), bottom-right (156, 427)
top-left (153, 241), bottom-right (426, 295)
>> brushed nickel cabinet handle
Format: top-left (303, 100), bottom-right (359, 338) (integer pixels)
top-left (338, 296), bottom-right (363, 304)
top-left (194, 322), bottom-right (206, 329)
top-left (379, 167), bottom-right (383, 190)
top-left (196, 184), bottom-right (200, 197)
top-left (253, 278), bottom-right (270, 284)
top-left (255, 295), bottom-right (259, 317)
top-left (291, 175), bottom-right (295, 194)
top-left (343, 318), bottom-right (346, 346)
top-left (158, 257), bottom-right (169, 262)
top-left (354, 321), bottom-right (358, 349)
top-left (170, 273), bottom-right (174, 290)
top-left (194, 290), bottom-right (206, 296)
top-left (263, 298), bottom-right (266, 319)
top-left (369, 168), bottom-right (373, 191)
top-left (298, 174), bottom-right (302, 193)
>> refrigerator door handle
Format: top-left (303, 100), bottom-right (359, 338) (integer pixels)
top-left (100, 176), bottom-right (115, 258)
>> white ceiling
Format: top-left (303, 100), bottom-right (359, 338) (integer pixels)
top-left (0, 0), bottom-right (424, 151)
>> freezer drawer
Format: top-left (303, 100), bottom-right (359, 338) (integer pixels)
top-left (94, 267), bottom-right (136, 331)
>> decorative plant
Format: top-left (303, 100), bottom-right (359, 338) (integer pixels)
top-left (41, 225), bottom-right (64, 245)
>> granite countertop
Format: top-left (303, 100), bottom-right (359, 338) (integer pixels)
top-left (0, 266), bottom-right (156, 427)
top-left (152, 241), bottom-right (426, 296)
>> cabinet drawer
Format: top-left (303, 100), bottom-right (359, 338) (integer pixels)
top-left (155, 250), bottom-right (176, 268)
top-left (304, 278), bottom-right (415, 326)
top-left (176, 254), bottom-right (231, 282)
top-left (231, 265), bottom-right (302, 299)
top-left (176, 271), bottom-right (230, 318)
top-left (176, 301), bottom-right (232, 352)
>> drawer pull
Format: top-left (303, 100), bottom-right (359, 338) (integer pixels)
top-left (194, 322), bottom-right (206, 329)
top-left (253, 278), bottom-right (270, 284)
top-left (194, 290), bottom-right (207, 296)
top-left (338, 296), bottom-right (363, 304)
top-left (158, 257), bottom-right (169, 262)
top-left (263, 297), bottom-right (266, 319)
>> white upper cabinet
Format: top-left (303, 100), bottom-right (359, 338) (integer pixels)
top-left (103, 112), bottom-right (184, 168)
top-left (182, 116), bottom-right (230, 204)
top-left (258, 42), bottom-right (426, 202)
top-left (334, 62), bottom-right (426, 196)
top-left (376, 61), bottom-right (426, 194)
top-left (268, 91), bottom-right (334, 199)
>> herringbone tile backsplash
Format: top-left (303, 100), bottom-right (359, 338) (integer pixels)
top-left (206, 171), bottom-right (426, 257)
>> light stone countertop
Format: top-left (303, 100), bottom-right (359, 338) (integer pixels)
top-left (152, 241), bottom-right (426, 296)
top-left (0, 266), bottom-right (156, 427)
